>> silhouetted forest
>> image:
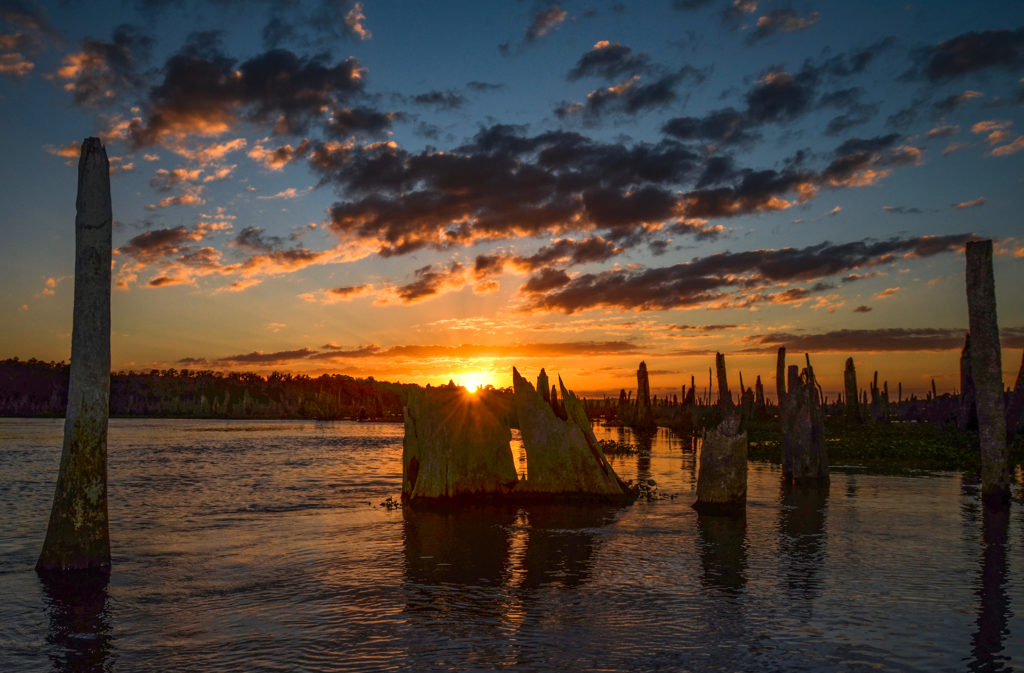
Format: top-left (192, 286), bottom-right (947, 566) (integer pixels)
top-left (0, 358), bottom-right (404, 420)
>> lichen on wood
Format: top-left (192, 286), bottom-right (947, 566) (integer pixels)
top-left (965, 239), bottom-right (1009, 502)
top-left (512, 368), bottom-right (629, 499)
top-left (38, 138), bottom-right (113, 572)
top-left (402, 386), bottom-right (518, 500)
top-left (694, 411), bottom-right (747, 512)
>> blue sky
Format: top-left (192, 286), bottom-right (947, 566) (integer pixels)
top-left (1, 0), bottom-right (1023, 395)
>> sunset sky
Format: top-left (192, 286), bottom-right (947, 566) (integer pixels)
top-left (1, 0), bottom-right (1023, 397)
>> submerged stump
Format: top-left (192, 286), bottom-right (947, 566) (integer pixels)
top-left (402, 386), bottom-right (518, 501)
top-left (513, 368), bottom-right (628, 499)
top-left (694, 412), bottom-right (747, 512)
top-left (780, 362), bottom-right (829, 484)
top-left (965, 240), bottom-right (1009, 502)
top-left (38, 138), bottom-right (113, 572)
top-left (843, 357), bottom-right (860, 422)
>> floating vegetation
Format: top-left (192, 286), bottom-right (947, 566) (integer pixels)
top-left (598, 439), bottom-right (642, 456)
top-left (379, 496), bottom-right (402, 510)
top-left (626, 478), bottom-right (674, 501)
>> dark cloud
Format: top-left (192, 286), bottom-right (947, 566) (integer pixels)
top-left (259, 0), bottom-right (372, 48)
top-left (917, 28), bottom-right (1024, 81)
top-left (316, 125), bottom-right (706, 256)
top-left (324, 107), bottom-right (394, 138)
top-left (234, 226), bottom-right (284, 252)
top-left (883, 205), bottom-right (924, 215)
top-left (320, 340), bottom-right (644, 360)
top-left (745, 68), bottom-right (818, 123)
top-left (747, 9), bottom-right (821, 44)
top-left (117, 225), bottom-right (199, 262)
top-left (314, 120), bottom-right (926, 264)
top-left (661, 107), bottom-right (757, 146)
top-left (149, 167), bottom-right (202, 192)
top-left (933, 90), bottom-right (983, 113)
top-left (671, 0), bottom-right (715, 9)
top-left (522, 234), bottom-right (974, 314)
top-left (853, 305), bottom-right (872, 313)
top-left (474, 236), bottom-right (621, 280)
top-left (128, 34), bottom-right (367, 147)
top-left (410, 89), bottom-right (465, 110)
top-left (57, 24), bottom-right (152, 106)
top-left (738, 328), bottom-right (969, 353)
top-left (0, 0), bottom-right (60, 40)
top-left (467, 80), bottom-right (503, 91)
top-left (326, 285), bottom-right (372, 299)
top-left (522, 267), bottom-right (571, 293)
top-left (567, 41), bottom-right (651, 81)
top-left (833, 133), bottom-right (900, 156)
top-left (672, 324), bottom-right (737, 331)
top-left (521, 236), bottom-right (620, 268)
top-left (249, 138), bottom-right (312, 170)
top-left (815, 38), bottom-right (896, 78)
top-left (926, 124), bottom-right (960, 139)
top-left (560, 70), bottom-right (691, 119)
top-left (525, 6), bottom-right (568, 41)
top-left (394, 262), bottom-right (465, 303)
top-left (213, 348), bottom-right (317, 364)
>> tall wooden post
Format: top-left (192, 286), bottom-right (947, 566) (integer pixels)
top-left (965, 240), bottom-right (1008, 502)
top-left (775, 347), bottom-right (786, 405)
top-left (843, 357), bottom-right (859, 422)
top-left (715, 352), bottom-right (731, 408)
top-left (38, 138), bottom-right (112, 571)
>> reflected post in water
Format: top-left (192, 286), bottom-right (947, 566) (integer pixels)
top-left (40, 569), bottom-right (113, 673)
top-left (968, 500), bottom-right (1011, 671)
top-left (696, 509), bottom-right (748, 593)
top-left (778, 481), bottom-right (829, 612)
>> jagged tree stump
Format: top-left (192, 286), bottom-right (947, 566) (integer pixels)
top-left (512, 369), bottom-right (627, 498)
top-left (694, 411), bottom-right (747, 511)
top-left (780, 362), bottom-right (829, 484)
top-left (402, 386), bottom-right (518, 500)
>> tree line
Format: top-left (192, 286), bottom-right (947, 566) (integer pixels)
top-left (0, 357), bottom-right (403, 420)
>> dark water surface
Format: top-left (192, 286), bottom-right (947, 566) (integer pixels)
top-left (1, 418), bottom-right (1022, 672)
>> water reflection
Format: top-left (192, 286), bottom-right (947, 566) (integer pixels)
top-left (778, 482), bottom-right (829, 608)
top-left (967, 501), bottom-right (1012, 672)
top-left (403, 504), bottom-right (517, 586)
top-left (401, 503), bottom-right (621, 590)
top-left (400, 503), bottom-right (621, 670)
top-left (696, 510), bottom-right (747, 594)
top-left (519, 504), bottom-right (621, 589)
top-left (38, 569), bottom-right (113, 673)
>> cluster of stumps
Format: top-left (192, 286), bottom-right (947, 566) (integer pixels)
top-left (35, 138), bottom-right (1015, 576)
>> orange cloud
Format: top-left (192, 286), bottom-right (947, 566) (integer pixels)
top-left (991, 136), bottom-right (1024, 156)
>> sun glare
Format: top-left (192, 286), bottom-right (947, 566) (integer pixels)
top-left (456, 372), bottom-right (496, 392)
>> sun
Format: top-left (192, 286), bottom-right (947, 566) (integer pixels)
top-left (456, 372), bottom-right (496, 392)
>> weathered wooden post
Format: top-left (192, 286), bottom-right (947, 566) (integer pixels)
top-left (959, 334), bottom-right (978, 430)
top-left (843, 357), bottom-right (860, 422)
top-left (694, 411), bottom-right (747, 512)
top-left (537, 368), bottom-right (550, 404)
top-left (634, 360), bottom-right (654, 429)
top-left (715, 352), bottom-right (731, 408)
top-left (776, 347), bottom-right (786, 406)
top-left (965, 240), bottom-right (1009, 502)
top-left (780, 359), bottom-right (828, 484)
top-left (38, 138), bottom-right (112, 572)
top-left (1006, 350), bottom-right (1024, 443)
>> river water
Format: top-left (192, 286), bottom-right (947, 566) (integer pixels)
top-left (0, 418), bottom-right (1021, 672)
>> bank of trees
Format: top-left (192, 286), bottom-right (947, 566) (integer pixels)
top-left (0, 358), bottom-right (402, 420)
